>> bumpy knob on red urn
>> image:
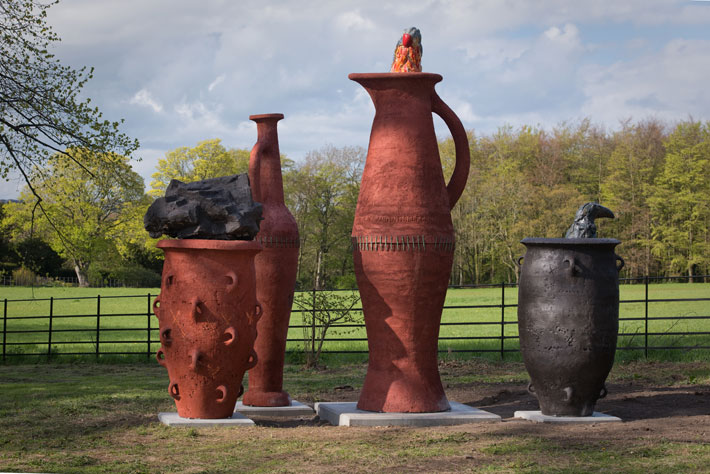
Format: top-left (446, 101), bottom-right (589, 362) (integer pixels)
top-left (188, 348), bottom-right (203, 371)
top-left (223, 327), bottom-right (237, 346)
top-left (161, 328), bottom-right (172, 344)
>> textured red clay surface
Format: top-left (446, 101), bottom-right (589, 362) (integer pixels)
top-left (244, 113), bottom-right (300, 408)
top-left (155, 239), bottom-right (262, 418)
top-left (350, 72), bottom-right (470, 413)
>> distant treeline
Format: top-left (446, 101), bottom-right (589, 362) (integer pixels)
top-left (439, 118), bottom-right (709, 284)
top-left (1, 119), bottom-right (708, 288)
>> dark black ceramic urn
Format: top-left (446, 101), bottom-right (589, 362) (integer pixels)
top-left (517, 238), bottom-right (624, 416)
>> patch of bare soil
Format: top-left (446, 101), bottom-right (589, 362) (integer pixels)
top-left (258, 361), bottom-right (710, 447)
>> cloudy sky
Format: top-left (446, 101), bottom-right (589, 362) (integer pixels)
top-left (2, 0), bottom-right (710, 198)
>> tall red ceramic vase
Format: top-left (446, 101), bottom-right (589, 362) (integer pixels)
top-left (349, 72), bottom-right (470, 412)
top-left (154, 239), bottom-right (262, 419)
top-left (242, 113), bottom-right (300, 407)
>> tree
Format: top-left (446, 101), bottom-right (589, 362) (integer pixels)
top-left (554, 119), bottom-right (612, 202)
top-left (107, 193), bottom-right (163, 273)
top-left (1, 0), bottom-right (138, 200)
top-left (439, 130), bottom-right (480, 285)
top-left (149, 139), bottom-right (250, 196)
top-left (286, 145), bottom-right (364, 289)
top-left (13, 236), bottom-right (63, 276)
top-left (2, 149), bottom-right (145, 285)
top-left (0, 201), bottom-right (15, 271)
top-left (649, 120), bottom-right (710, 279)
top-left (601, 119), bottom-right (666, 277)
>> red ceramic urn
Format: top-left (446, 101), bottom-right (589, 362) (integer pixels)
top-left (349, 72), bottom-right (470, 412)
top-left (154, 239), bottom-right (262, 418)
top-left (242, 113), bottom-right (300, 407)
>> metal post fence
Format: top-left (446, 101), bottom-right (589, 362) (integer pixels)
top-left (147, 293), bottom-right (152, 359)
top-left (0, 276), bottom-right (708, 360)
top-left (311, 288), bottom-right (316, 356)
top-left (644, 276), bottom-right (649, 358)
top-left (47, 297), bottom-right (53, 359)
top-left (500, 282), bottom-right (505, 360)
top-left (2, 299), bottom-right (7, 361)
top-left (96, 295), bottom-right (101, 360)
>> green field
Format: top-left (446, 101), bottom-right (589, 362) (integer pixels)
top-left (1, 283), bottom-right (709, 363)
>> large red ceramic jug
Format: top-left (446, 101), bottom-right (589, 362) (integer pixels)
top-left (242, 113), bottom-right (300, 407)
top-left (349, 72), bottom-right (470, 412)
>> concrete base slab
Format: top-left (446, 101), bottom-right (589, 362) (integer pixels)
top-left (514, 410), bottom-right (622, 424)
top-left (158, 412), bottom-right (255, 427)
top-left (315, 401), bottom-right (501, 427)
top-left (235, 400), bottom-right (314, 417)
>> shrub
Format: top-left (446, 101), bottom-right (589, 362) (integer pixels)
top-left (12, 266), bottom-right (38, 286)
top-left (110, 265), bottom-right (161, 288)
top-left (293, 290), bottom-right (362, 368)
top-left (87, 263), bottom-right (161, 287)
top-left (333, 274), bottom-right (357, 290)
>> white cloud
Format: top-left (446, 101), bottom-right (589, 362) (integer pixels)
top-left (460, 38), bottom-right (528, 70)
top-left (208, 74), bottom-right (226, 92)
top-left (581, 38), bottom-right (710, 124)
top-left (438, 97), bottom-right (481, 125)
top-left (335, 10), bottom-right (376, 31)
top-left (543, 23), bottom-right (581, 48)
top-left (129, 89), bottom-right (163, 113)
top-left (173, 100), bottom-right (229, 135)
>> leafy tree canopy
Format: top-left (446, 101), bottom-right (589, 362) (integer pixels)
top-left (2, 148), bottom-right (145, 285)
top-left (0, 0), bottom-right (138, 197)
top-left (287, 144), bottom-right (364, 289)
top-left (149, 139), bottom-right (251, 197)
top-left (649, 121), bottom-right (710, 277)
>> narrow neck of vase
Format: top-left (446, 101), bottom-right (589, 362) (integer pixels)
top-left (256, 120), bottom-right (279, 145)
top-left (250, 115), bottom-right (285, 204)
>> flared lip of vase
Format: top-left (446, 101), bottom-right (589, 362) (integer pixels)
top-left (348, 72), bottom-right (443, 84)
top-left (521, 237), bottom-right (620, 247)
top-left (157, 238), bottom-right (262, 252)
top-left (249, 113), bottom-right (284, 122)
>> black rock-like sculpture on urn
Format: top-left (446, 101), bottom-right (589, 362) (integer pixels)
top-left (517, 202), bottom-right (623, 416)
top-left (144, 174), bottom-right (263, 240)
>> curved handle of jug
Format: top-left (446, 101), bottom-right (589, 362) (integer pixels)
top-left (248, 142), bottom-right (262, 202)
top-left (431, 91), bottom-right (470, 210)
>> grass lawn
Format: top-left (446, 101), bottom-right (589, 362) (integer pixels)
top-left (0, 360), bottom-right (708, 473)
top-left (1, 283), bottom-right (709, 364)
top-left (0, 287), bottom-right (159, 360)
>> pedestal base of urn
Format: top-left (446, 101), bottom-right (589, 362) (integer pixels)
top-left (158, 412), bottom-right (255, 427)
top-left (235, 400), bottom-right (314, 417)
top-left (242, 389), bottom-right (291, 407)
top-left (316, 402), bottom-right (501, 427)
top-left (514, 410), bottom-right (621, 424)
